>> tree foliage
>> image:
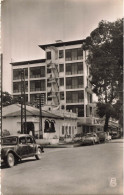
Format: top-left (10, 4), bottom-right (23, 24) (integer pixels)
top-left (83, 18), bottom-right (123, 131)
top-left (2, 91), bottom-right (19, 107)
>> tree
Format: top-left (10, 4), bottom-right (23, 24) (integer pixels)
top-left (2, 91), bottom-right (19, 107)
top-left (83, 18), bottom-right (123, 131)
top-left (2, 92), bottom-right (13, 107)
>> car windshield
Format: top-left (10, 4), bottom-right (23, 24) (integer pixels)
top-left (2, 137), bottom-right (18, 145)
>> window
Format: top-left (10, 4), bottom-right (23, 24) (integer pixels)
top-left (69, 126), bottom-right (71, 134)
top-left (66, 92), bottom-right (72, 103)
top-left (72, 49), bottom-right (77, 61)
top-left (66, 62), bottom-right (83, 75)
top-left (59, 64), bottom-right (64, 72)
top-left (66, 105), bottom-right (84, 117)
top-left (72, 127), bottom-right (74, 135)
top-left (47, 82), bottom-right (51, 87)
top-left (60, 78), bottom-right (64, 86)
top-left (59, 50), bottom-right (64, 58)
top-left (78, 91), bottom-right (84, 102)
top-left (47, 93), bottom-right (52, 101)
top-left (72, 63), bottom-right (77, 74)
top-left (66, 77), bottom-right (83, 89)
top-left (87, 93), bottom-right (92, 103)
top-left (77, 48), bottom-right (83, 60)
top-left (66, 91), bottom-right (84, 103)
top-left (47, 51), bottom-right (51, 60)
top-left (65, 50), bottom-right (71, 61)
top-left (13, 68), bottom-right (28, 80)
top-left (66, 64), bottom-right (71, 75)
top-left (30, 80), bottom-right (45, 91)
top-left (19, 137), bottom-right (26, 144)
top-left (30, 67), bottom-right (45, 78)
top-left (78, 62), bottom-right (83, 74)
top-left (27, 137), bottom-right (33, 144)
top-left (47, 68), bottom-right (51, 74)
top-left (62, 126), bottom-right (64, 135)
top-left (65, 48), bottom-right (83, 61)
top-left (78, 77), bottom-right (83, 88)
top-left (60, 92), bottom-right (64, 100)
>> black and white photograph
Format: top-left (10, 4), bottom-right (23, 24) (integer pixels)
top-left (0, 0), bottom-right (123, 195)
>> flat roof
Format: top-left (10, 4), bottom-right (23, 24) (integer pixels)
top-left (11, 59), bottom-right (46, 66)
top-left (39, 39), bottom-right (85, 50)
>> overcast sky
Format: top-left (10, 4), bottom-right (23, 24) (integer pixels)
top-left (1, 0), bottom-right (123, 93)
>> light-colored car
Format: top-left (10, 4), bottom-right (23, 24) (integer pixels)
top-left (82, 133), bottom-right (100, 145)
top-left (72, 134), bottom-right (83, 142)
top-left (105, 133), bottom-right (112, 141)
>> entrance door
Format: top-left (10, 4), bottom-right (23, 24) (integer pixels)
top-left (26, 122), bottom-right (35, 136)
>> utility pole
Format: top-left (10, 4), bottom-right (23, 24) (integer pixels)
top-left (20, 69), bottom-right (27, 134)
top-left (0, 53), bottom-right (3, 137)
top-left (36, 93), bottom-right (44, 139)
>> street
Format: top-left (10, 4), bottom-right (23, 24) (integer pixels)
top-left (1, 139), bottom-right (123, 195)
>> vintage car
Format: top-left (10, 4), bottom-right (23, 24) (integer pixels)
top-left (82, 133), bottom-right (100, 145)
top-left (72, 133), bottom-right (84, 142)
top-left (96, 131), bottom-right (106, 143)
top-left (1, 134), bottom-right (44, 168)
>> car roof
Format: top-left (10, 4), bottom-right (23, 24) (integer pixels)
top-left (2, 134), bottom-right (32, 138)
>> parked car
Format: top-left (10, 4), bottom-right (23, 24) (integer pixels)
top-left (111, 132), bottom-right (121, 139)
top-left (1, 134), bottom-right (44, 168)
top-left (72, 133), bottom-right (83, 142)
top-left (105, 133), bottom-right (112, 141)
top-left (96, 131), bottom-right (106, 143)
top-left (82, 133), bottom-right (100, 145)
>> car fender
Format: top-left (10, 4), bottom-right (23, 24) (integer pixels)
top-left (36, 144), bottom-right (44, 153)
top-left (3, 149), bottom-right (21, 160)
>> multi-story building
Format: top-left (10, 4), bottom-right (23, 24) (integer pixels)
top-left (11, 39), bottom-right (94, 122)
top-left (12, 39), bottom-right (102, 138)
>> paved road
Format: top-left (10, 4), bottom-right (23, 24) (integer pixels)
top-left (1, 140), bottom-right (123, 195)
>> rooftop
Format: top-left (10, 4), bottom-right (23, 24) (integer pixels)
top-left (39, 39), bottom-right (85, 50)
top-left (11, 59), bottom-right (46, 66)
top-left (2, 104), bottom-right (77, 120)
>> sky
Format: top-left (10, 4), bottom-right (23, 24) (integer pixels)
top-left (1, 0), bottom-right (123, 93)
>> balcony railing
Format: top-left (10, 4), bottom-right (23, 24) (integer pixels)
top-left (30, 74), bottom-right (45, 78)
top-left (66, 99), bottom-right (84, 103)
top-left (66, 84), bottom-right (83, 89)
top-left (13, 89), bottom-right (28, 93)
top-left (13, 75), bottom-right (28, 80)
top-left (30, 87), bottom-right (45, 92)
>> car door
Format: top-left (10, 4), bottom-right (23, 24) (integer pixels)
top-left (26, 136), bottom-right (35, 156)
top-left (17, 136), bottom-right (29, 158)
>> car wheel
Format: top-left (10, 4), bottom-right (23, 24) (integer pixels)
top-left (6, 153), bottom-right (15, 167)
top-left (35, 148), bottom-right (42, 160)
top-left (92, 141), bottom-right (95, 145)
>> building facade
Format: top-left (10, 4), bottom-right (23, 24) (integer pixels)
top-left (11, 39), bottom-right (94, 121)
top-left (2, 104), bottom-right (78, 140)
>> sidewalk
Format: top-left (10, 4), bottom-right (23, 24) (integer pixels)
top-left (109, 138), bottom-right (124, 144)
top-left (36, 139), bottom-right (83, 148)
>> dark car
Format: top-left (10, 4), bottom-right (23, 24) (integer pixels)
top-left (96, 131), bottom-right (106, 143)
top-left (1, 134), bottom-right (44, 168)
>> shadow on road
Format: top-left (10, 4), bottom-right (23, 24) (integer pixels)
top-left (1, 158), bottom-right (36, 169)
